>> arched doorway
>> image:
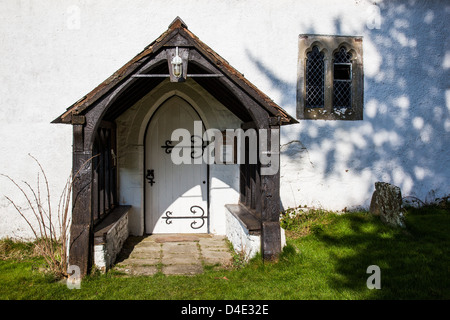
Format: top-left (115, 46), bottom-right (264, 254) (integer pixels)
top-left (144, 96), bottom-right (208, 234)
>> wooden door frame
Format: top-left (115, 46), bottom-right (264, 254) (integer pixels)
top-left (142, 95), bottom-right (210, 234)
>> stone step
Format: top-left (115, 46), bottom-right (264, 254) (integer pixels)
top-left (114, 234), bottom-right (233, 275)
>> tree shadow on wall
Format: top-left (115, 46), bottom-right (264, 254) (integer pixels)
top-left (246, 1), bottom-right (450, 206)
top-left (246, 1), bottom-right (450, 298)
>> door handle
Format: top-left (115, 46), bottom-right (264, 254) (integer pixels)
top-left (146, 169), bottom-right (155, 186)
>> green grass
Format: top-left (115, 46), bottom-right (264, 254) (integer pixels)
top-left (0, 206), bottom-right (448, 300)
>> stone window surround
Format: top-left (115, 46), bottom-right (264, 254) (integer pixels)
top-left (297, 34), bottom-right (364, 120)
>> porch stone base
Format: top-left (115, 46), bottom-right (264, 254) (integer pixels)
top-left (225, 204), bottom-right (286, 261)
top-left (93, 206), bottom-right (130, 272)
top-left (224, 204), bottom-right (261, 260)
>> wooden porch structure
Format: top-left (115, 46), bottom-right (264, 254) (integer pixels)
top-left (53, 17), bottom-right (297, 276)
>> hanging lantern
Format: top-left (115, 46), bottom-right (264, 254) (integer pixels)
top-left (171, 47), bottom-right (183, 78)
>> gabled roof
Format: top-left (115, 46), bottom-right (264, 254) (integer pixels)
top-left (53, 17), bottom-right (297, 125)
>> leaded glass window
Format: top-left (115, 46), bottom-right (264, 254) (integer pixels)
top-left (305, 46), bottom-right (324, 108)
top-left (333, 47), bottom-right (352, 109)
top-left (297, 35), bottom-right (363, 120)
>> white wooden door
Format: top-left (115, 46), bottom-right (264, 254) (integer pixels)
top-left (145, 96), bottom-right (208, 234)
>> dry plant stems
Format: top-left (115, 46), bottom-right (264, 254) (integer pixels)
top-left (1, 153), bottom-right (96, 278)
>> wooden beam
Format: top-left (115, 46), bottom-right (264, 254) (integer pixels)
top-left (239, 164), bottom-right (246, 205)
top-left (83, 52), bottom-right (167, 151)
top-left (109, 122), bottom-right (118, 206)
top-left (132, 74), bottom-right (169, 78)
top-left (261, 221), bottom-right (282, 261)
top-left (224, 204), bottom-right (261, 235)
top-left (269, 116), bottom-right (282, 126)
top-left (68, 124), bottom-right (93, 277)
top-left (132, 74), bottom-right (224, 78)
top-left (73, 125), bottom-right (84, 153)
top-left (99, 120), bottom-right (114, 129)
top-left (254, 164), bottom-right (262, 220)
top-left (188, 50), bottom-right (270, 129)
top-left (71, 115), bottom-right (86, 125)
top-left (241, 121), bottom-right (256, 130)
top-left (92, 141), bottom-right (99, 222)
top-left (260, 125), bottom-right (282, 261)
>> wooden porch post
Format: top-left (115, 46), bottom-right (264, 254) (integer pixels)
top-left (68, 124), bottom-right (93, 277)
top-left (260, 125), bottom-right (281, 261)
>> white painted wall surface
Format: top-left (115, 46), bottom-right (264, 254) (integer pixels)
top-left (225, 208), bottom-right (261, 261)
top-left (0, 0), bottom-right (448, 238)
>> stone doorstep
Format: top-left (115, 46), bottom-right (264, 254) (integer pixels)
top-left (154, 234), bottom-right (212, 243)
top-left (200, 246), bottom-right (230, 253)
top-left (131, 243), bottom-right (161, 251)
top-left (122, 265), bottom-right (159, 276)
top-left (113, 234), bottom-right (233, 276)
top-left (130, 244), bottom-right (162, 252)
top-left (162, 253), bottom-right (201, 265)
top-left (161, 242), bottom-right (199, 254)
top-left (198, 238), bottom-right (229, 248)
top-left (129, 250), bottom-right (162, 260)
top-left (201, 250), bottom-right (233, 265)
top-left (116, 257), bottom-right (160, 266)
top-left (163, 264), bottom-right (204, 275)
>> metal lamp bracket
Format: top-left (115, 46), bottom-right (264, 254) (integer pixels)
top-left (166, 47), bottom-right (189, 82)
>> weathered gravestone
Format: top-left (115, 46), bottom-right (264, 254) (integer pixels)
top-left (369, 182), bottom-right (406, 228)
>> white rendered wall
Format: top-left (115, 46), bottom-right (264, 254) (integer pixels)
top-left (225, 209), bottom-right (261, 261)
top-left (0, 0), bottom-right (448, 238)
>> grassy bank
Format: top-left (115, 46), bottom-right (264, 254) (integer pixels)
top-left (0, 206), bottom-right (448, 300)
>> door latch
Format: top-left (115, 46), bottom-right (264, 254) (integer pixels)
top-left (146, 169), bottom-right (155, 186)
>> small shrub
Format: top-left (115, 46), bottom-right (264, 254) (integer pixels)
top-left (224, 239), bottom-right (247, 269)
top-left (0, 238), bottom-right (37, 260)
top-left (279, 243), bottom-right (298, 261)
top-left (1, 154), bottom-right (95, 278)
top-left (310, 224), bottom-right (324, 234)
top-left (280, 206), bottom-right (335, 238)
